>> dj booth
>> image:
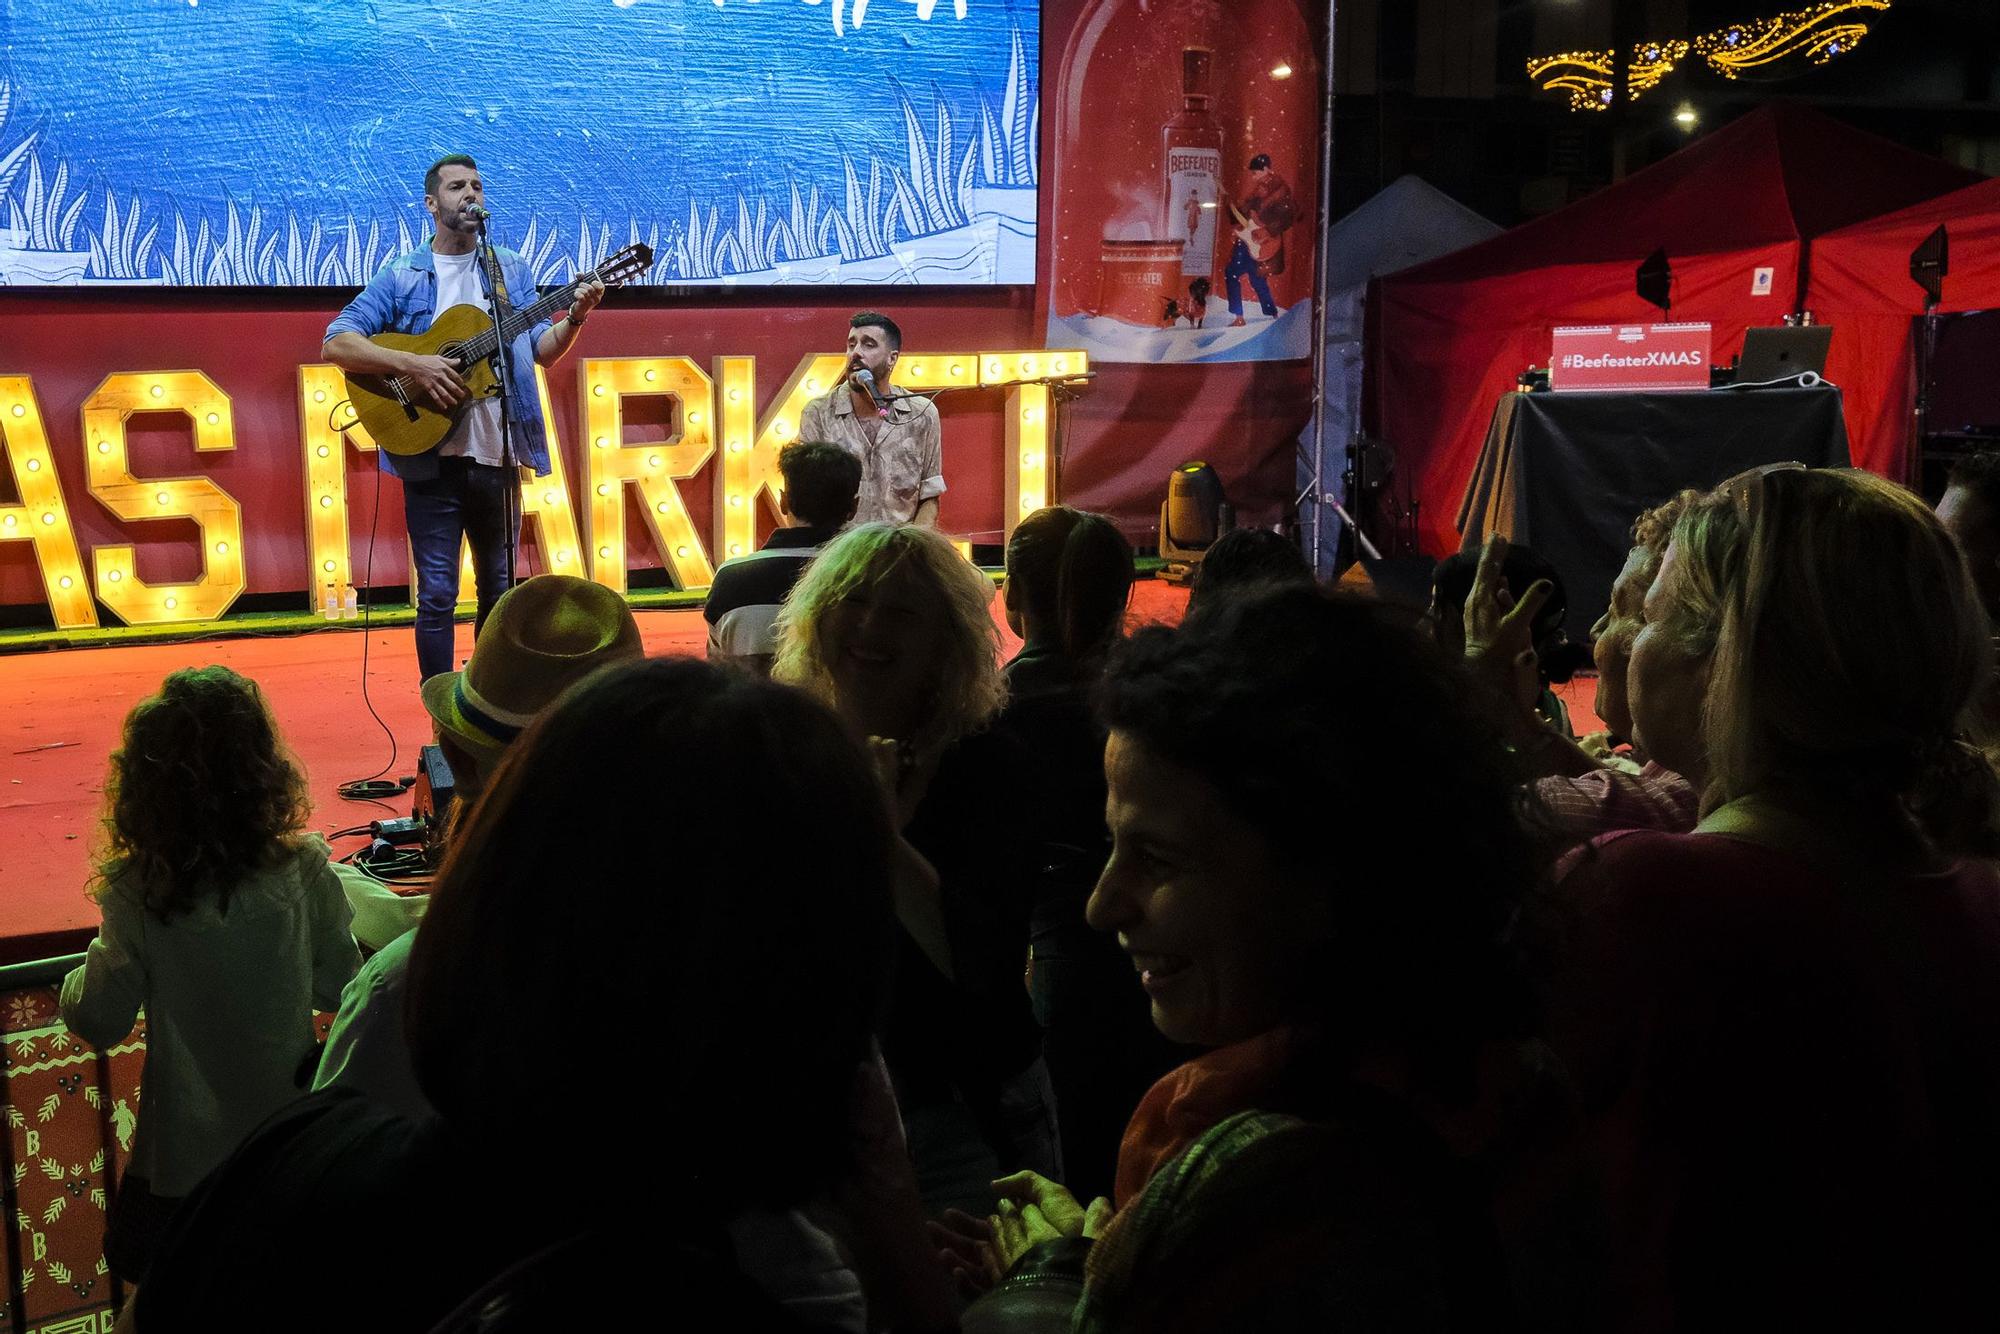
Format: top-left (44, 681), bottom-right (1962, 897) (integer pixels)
top-left (1457, 383), bottom-right (1852, 640)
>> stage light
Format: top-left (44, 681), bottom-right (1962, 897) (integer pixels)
top-left (1910, 223), bottom-right (1948, 309)
top-left (1638, 248), bottom-right (1674, 317)
top-left (581, 356), bottom-right (716, 593)
top-left (1270, 63), bottom-right (1293, 79)
top-left (84, 370), bottom-right (245, 625)
top-left (1158, 461), bottom-right (1232, 583)
top-left (26, 458), bottom-right (40, 471)
top-left (1675, 103), bottom-right (1699, 127)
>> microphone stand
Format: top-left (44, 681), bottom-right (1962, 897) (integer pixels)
top-left (472, 212), bottom-right (521, 605)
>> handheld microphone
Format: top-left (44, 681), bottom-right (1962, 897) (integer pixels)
top-left (851, 367), bottom-right (888, 411)
top-left (461, 204), bottom-right (491, 222)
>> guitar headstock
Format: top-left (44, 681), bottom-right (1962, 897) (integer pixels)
top-left (587, 243), bottom-right (654, 291)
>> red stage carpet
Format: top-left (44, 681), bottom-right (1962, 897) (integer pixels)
top-left (0, 580), bottom-right (1191, 962)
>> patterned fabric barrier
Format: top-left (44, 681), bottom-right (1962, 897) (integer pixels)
top-left (0, 960), bottom-right (336, 1332)
top-left (0, 967), bottom-right (131, 1334)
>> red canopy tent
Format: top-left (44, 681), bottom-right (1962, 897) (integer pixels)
top-left (1368, 105), bottom-right (1980, 554)
top-left (1809, 177), bottom-right (2000, 481)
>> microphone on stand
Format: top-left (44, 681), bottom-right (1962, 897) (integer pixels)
top-left (462, 204), bottom-right (492, 222)
top-left (851, 367), bottom-right (889, 415)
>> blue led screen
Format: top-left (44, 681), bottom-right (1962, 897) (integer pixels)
top-left (0, 0), bottom-right (1037, 287)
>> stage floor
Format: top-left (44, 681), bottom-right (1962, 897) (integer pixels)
top-left (0, 580), bottom-right (1191, 962)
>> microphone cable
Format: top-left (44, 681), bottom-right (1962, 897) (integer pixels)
top-left (337, 458), bottom-right (414, 807)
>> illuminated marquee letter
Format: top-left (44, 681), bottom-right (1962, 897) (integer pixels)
top-left (581, 357), bottom-right (716, 593)
top-left (713, 353), bottom-right (848, 561)
top-left (301, 365), bottom-right (586, 609)
top-left (982, 350), bottom-right (1087, 539)
top-left (0, 377), bottom-right (96, 629)
top-left (82, 371), bottom-right (245, 625)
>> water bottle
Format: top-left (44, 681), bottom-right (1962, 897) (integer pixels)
top-left (322, 582), bottom-right (339, 620)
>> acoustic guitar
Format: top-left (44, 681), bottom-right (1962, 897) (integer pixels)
top-left (344, 242), bottom-right (653, 456)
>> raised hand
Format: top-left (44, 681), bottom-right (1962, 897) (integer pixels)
top-left (1462, 533), bottom-right (1551, 713)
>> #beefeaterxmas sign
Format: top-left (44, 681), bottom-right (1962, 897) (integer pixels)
top-left (1550, 323), bottom-right (1713, 393)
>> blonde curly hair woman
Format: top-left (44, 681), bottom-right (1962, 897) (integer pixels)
top-left (777, 522), bottom-right (1063, 1216)
top-left (775, 521), bottom-right (1007, 766)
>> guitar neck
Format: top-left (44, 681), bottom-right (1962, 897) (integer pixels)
top-left (453, 271), bottom-right (584, 366)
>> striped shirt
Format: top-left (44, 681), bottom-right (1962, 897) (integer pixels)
top-left (702, 525), bottom-right (840, 664)
top-left (1535, 760), bottom-right (1701, 843)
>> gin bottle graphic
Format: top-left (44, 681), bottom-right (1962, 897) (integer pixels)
top-left (1162, 46), bottom-right (1223, 281)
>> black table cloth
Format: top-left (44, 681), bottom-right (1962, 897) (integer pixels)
top-left (1457, 385), bottom-right (1852, 640)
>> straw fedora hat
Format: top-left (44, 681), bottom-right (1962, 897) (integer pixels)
top-left (420, 575), bottom-right (644, 766)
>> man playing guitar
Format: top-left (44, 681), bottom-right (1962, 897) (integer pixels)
top-left (323, 154), bottom-right (604, 683)
top-left (1223, 152), bottom-right (1296, 328)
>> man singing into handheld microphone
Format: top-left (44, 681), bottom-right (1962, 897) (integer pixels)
top-left (798, 311), bottom-right (945, 527)
top-left (322, 154), bottom-right (604, 682)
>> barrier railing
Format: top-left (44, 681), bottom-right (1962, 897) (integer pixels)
top-left (0, 954), bottom-right (132, 1333)
top-left (0, 957), bottom-right (343, 1332)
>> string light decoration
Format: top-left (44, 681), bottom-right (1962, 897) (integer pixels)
top-left (1528, 39), bottom-right (1697, 110)
top-left (1525, 49), bottom-right (1617, 111)
top-left (1530, 2), bottom-right (1889, 108)
top-left (1694, 1), bottom-right (1889, 79)
top-left (582, 356), bottom-right (717, 594)
top-left (0, 376), bottom-right (96, 629)
top-left (83, 371), bottom-right (246, 626)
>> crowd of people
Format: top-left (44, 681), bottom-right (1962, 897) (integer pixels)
top-left (55, 444), bottom-right (2000, 1331)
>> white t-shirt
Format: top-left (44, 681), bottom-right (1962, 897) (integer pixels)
top-left (431, 249), bottom-right (509, 467)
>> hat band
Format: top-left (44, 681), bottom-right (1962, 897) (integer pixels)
top-left (454, 677), bottom-right (526, 746)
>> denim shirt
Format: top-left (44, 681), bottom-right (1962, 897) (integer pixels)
top-left (324, 244), bottom-right (555, 481)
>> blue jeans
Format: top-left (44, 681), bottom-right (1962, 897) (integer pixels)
top-left (403, 458), bottom-right (515, 682)
top-left (1224, 239), bottom-right (1277, 317)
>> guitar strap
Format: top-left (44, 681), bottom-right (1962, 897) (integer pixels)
top-left (477, 246), bottom-right (513, 315)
